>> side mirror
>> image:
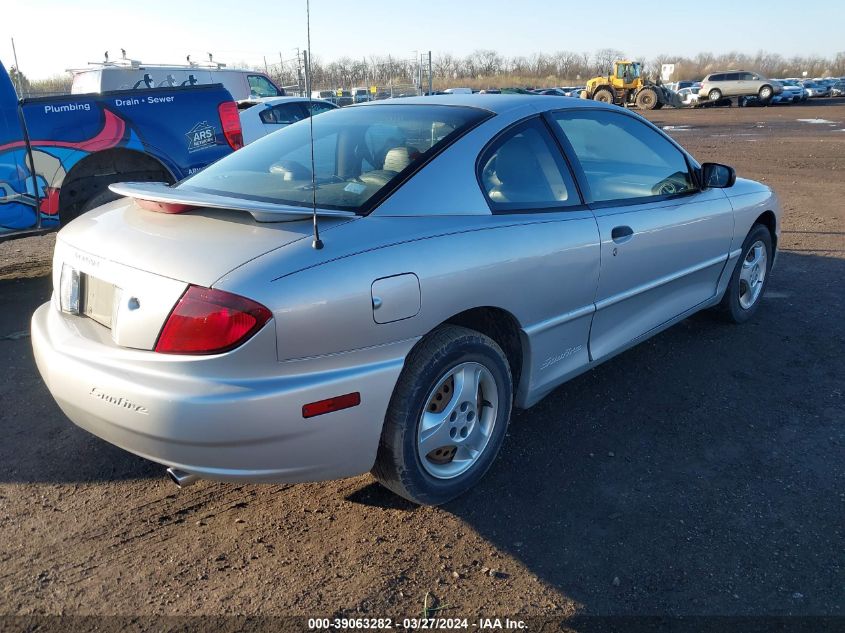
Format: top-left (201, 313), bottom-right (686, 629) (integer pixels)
top-left (701, 162), bottom-right (736, 188)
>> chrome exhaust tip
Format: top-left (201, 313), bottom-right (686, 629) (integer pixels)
top-left (166, 467), bottom-right (200, 488)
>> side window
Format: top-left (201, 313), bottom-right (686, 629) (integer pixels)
top-left (307, 101), bottom-right (337, 116)
top-left (247, 75), bottom-right (281, 97)
top-left (551, 110), bottom-right (695, 203)
top-left (726, 73), bottom-right (741, 81)
top-left (260, 103), bottom-right (307, 125)
top-left (478, 118), bottom-right (580, 212)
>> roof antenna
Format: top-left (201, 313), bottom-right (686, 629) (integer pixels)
top-left (306, 0), bottom-right (322, 249)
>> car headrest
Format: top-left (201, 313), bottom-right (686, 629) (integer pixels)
top-left (383, 147), bottom-right (418, 172)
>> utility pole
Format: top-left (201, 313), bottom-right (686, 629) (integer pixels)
top-left (295, 48), bottom-right (304, 96)
top-left (264, 56), bottom-right (269, 75)
top-left (428, 50), bottom-right (433, 95)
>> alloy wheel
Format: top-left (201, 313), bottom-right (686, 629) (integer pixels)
top-left (417, 362), bottom-right (499, 479)
top-left (739, 240), bottom-right (768, 309)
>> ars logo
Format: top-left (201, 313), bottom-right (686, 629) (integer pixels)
top-left (185, 121), bottom-right (216, 152)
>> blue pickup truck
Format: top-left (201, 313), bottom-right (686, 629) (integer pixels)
top-left (0, 61), bottom-right (241, 239)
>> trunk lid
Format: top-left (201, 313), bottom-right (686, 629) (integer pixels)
top-left (58, 197), bottom-right (321, 287)
top-left (54, 196), bottom-right (353, 351)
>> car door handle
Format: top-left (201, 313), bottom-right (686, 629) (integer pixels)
top-left (611, 225), bottom-right (634, 243)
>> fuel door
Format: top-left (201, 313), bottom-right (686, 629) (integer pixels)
top-left (371, 273), bottom-right (421, 324)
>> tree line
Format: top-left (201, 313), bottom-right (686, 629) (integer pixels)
top-left (273, 49), bottom-right (845, 91)
top-left (15, 48), bottom-right (845, 96)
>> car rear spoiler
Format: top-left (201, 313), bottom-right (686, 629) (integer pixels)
top-left (108, 182), bottom-right (357, 222)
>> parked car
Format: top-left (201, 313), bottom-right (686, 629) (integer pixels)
top-left (31, 95), bottom-right (780, 505)
top-left (676, 87), bottom-right (700, 105)
top-left (699, 71), bottom-right (782, 102)
top-left (70, 59), bottom-right (284, 101)
top-left (802, 81), bottom-right (831, 98)
top-left (830, 81), bottom-right (845, 97)
top-left (0, 61), bottom-right (240, 238)
top-left (667, 80), bottom-right (698, 92)
top-left (444, 87), bottom-right (473, 94)
top-left (238, 97), bottom-right (337, 144)
top-left (352, 87), bottom-right (372, 103)
top-left (777, 82), bottom-right (808, 102)
top-left (534, 88), bottom-right (568, 96)
top-left (335, 90), bottom-right (354, 107)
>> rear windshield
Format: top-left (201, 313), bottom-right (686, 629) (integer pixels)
top-left (180, 104), bottom-right (489, 213)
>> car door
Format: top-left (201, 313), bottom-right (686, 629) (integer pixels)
top-left (725, 72), bottom-right (743, 96)
top-left (548, 108), bottom-right (734, 361)
top-left (735, 72), bottom-right (750, 95)
top-left (0, 66), bottom-right (37, 233)
top-left (475, 116), bottom-right (600, 401)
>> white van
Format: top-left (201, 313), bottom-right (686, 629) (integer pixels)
top-left (70, 60), bottom-right (285, 101)
top-left (443, 87), bottom-right (473, 94)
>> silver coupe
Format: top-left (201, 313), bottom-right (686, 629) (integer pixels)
top-left (31, 95), bottom-right (780, 504)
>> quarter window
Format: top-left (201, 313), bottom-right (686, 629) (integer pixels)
top-left (259, 103), bottom-right (307, 125)
top-left (306, 101), bottom-right (337, 116)
top-left (478, 118), bottom-right (580, 212)
top-left (550, 110), bottom-right (695, 203)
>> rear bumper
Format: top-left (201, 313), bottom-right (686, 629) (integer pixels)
top-left (32, 302), bottom-right (413, 483)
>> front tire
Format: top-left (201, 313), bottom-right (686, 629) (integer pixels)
top-left (373, 325), bottom-right (513, 505)
top-left (718, 224), bottom-right (773, 323)
top-left (636, 88), bottom-right (659, 110)
top-left (593, 89), bottom-right (615, 104)
top-left (759, 85), bottom-right (773, 103)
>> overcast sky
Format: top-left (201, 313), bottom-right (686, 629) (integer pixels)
top-left (3, 0), bottom-right (842, 79)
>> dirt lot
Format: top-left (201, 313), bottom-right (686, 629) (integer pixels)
top-left (0, 101), bottom-right (843, 623)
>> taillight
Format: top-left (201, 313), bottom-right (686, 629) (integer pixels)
top-left (217, 101), bottom-right (243, 150)
top-left (155, 286), bottom-right (271, 355)
top-left (135, 198), bottom-right (194, 214)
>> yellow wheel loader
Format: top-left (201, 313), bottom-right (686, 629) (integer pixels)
top-left (580, 61), bottom-right (682, 110)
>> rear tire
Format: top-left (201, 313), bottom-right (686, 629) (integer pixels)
top-left (80, 188), bottom-right (121, 213)
top-left (593, 89), bottom-right (615, 104)
top-left (708, 88), bottom-right (722, 101)
top-left (717, 224), bottom-right (773, 323)
top-left (373, 325), bottom-right (513, 505)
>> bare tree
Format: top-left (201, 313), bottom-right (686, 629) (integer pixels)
top-left (593, 48), bottom-right (625, 75)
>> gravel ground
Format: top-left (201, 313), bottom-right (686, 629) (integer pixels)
top-left (0, 101), bottom-right (842, 622)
